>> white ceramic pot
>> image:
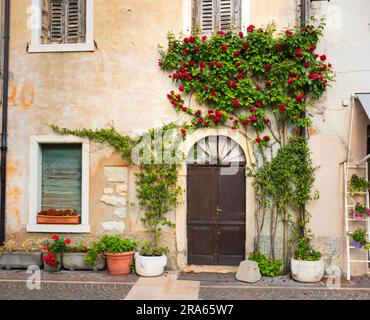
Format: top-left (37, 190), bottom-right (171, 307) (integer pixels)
top-left (135, 252), bottom-right (168, 277)
top-left (291, 258), bottom-right (324, 283)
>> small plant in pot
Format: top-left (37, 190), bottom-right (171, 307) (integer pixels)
top-left (85, 236), bottom-right (137, 275)
top-left (135, 240), bottom-right (169, 277)
top-left (348, 228), bottom-right (368, 248)
top-left (37, 208), bottom-right (80, 225)
top-left (351, 203), bottom-right (370, 220)
top-left (42, 235), bottom-right (69, 272)
top-left (349, 174), bottom-right (370, 194)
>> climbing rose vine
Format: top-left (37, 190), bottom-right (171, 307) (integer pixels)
top-left (159, 22), bottom-right (334, 144)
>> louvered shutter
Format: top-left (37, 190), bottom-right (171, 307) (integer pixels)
top-left (50, 0), bottom-right (63, 43)
top-left (41, 0), bottom-right (86, 44)
top-left (193, 0), bottom-right (241, 34)
top-left (41, 144), bottom-right (82, 215)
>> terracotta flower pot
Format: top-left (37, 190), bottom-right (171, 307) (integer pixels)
top-left (37, 215), bottom-right (80, 225)
top-left (105, 252), bottom-right (134, 275)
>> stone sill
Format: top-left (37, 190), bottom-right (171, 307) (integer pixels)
top-left (26, 224), bottom-right (90, 234)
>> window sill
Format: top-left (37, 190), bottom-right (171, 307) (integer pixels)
top-left (28, 42), bottom-right (95, 53)
top-left (27, 224), bottom-right (91, 234)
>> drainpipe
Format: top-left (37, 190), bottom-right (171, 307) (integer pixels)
top-left (0, 0), bottom-right (10, 244)
top-left (299, 0), bottom-right (307, 239)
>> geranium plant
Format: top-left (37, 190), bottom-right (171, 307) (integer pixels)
top-left (42, 235), bottom-right (71, 268)
top-left (37, 208), bottom-right (78, 217)
top-left (351, 203), bottom-right (370, 220)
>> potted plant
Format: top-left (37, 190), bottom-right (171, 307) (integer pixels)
top-left (62, 243), bottom-right (105, 272)
top-left (135, 240), bottom-right (168, 277)
top-left (0, 239), bottom-right (44, 270)
top-left (349, 174), bottom-right (370, 194)
top-left (42, 235), bottom-right (69, 272)
top-left (85, 236), bottom-right (137, 275)
top-left (351, 203), bottom-right (370, 220)
top-left (37, 208), bottom-right (80, 225)
top-left (348, 228), bottom-right (368, 248)
top-left (291, 237), bottom-right (324, 283)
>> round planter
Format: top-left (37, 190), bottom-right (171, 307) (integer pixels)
top-left (105, 252), bottom-right (134, 275)
top-left (353, 241), bottom-right (364, 248)
top-left (291, 258), bottom-right (324, 283)
top-left (62, 253), bottom-right (106, 271)
top-left (135, 253), bottom-right (168, 277)
top-left (43, 252), bottom-right (62, 272)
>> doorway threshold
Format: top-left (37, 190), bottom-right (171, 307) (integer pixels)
top-left (183, 265), bottom-right (238, 274)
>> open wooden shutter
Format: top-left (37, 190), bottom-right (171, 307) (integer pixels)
top-left (41, 144), bottom-right (82, 214)
top-left (50, 0), bottom-right (63, 43)
top-left (193, 0), bottom-right (241, 34)
top-left (66, 0), bottom-right (86, 43)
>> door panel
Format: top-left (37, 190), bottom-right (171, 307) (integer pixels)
top-left (187, 165), bottom-right (246, 266)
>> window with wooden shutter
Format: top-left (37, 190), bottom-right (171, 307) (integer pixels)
top-left (41, 0), bottom-right (86, 44)
top-left (41, 144), bottom-right (82, 216)
top-left (193, 0), bottom-right (241, 34)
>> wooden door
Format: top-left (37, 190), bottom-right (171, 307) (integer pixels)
top-left (187, 164), bottom-right (246, 266)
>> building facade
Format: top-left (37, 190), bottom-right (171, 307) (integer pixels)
top-left (2, 0), bottom-right (370, 275)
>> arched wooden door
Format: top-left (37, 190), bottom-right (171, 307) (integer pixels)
top-left (187, 136), bottom-right (246, 266)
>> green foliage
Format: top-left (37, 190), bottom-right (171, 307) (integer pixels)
top-left (84, 236), bottom-right (137, 266)
top-left (52, 125), bottom-right (182, 257)
top-left (159, 20), bottom-right (334, 139)
top-left (293, 237), bottom-right (321, 261)
top-left (248, 136), bottom-right (318, 215)
top-left (348, 228), bottom-right (368, 244)
top-left (248, 252), bottom-right (284, 277)
top-left (139, 240), bottom-right (169, 256)
top-left (349, 174), bottom-right (370, 193)
top-left (67, 243), bottom-right (89, 253)
top-left (48, 237), bottom-right (68, 254)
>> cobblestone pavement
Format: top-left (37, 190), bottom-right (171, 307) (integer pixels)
top-left (1, 270), bottom-right (370, 300)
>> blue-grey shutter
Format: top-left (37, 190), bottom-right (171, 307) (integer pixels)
top-left (41, 144), bottom-right (82, 214)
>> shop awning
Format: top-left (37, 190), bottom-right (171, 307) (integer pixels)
top-left (356, 93), bottom-right (370, 120)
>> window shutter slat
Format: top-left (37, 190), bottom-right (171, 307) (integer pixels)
top-left (50, 0), bottom-right (64, 43)
top-left (66, 0), bottom-right (80, 43)
top-left (41, 144), bottom-right (82, 215)
top-left (220, 0), bottom-right (232, 31)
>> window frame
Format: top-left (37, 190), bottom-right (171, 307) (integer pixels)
top-left (28, 0), bottom-right (94, 53)
top-left (183, 0), bottom-right (250, 35)
top-left (27, 135), bottom-right (90, 233)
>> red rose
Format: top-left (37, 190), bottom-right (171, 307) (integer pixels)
top-left (256, 84), bottom-right (261, 91)
top-left (204, 85), bottom-right (210, 91)
top-left (183, 48), bottom-right (189, 55)
top-left (256, 101), bottom-right (263, 108)
top-left (233, 51), bottom-right (241, 57)
top-left (217, 31), bottom-right (225, 35)
top-left (194, 46), bottom-right (200, 51)
top-left (237, 72), bottom-right (244, 79)
top-left (308, 45), bottom-right (316, 52)
top-left (263, 135), bottom-right (270, 141)
top-left (179, 85), bottom-right (184, 92)
top-left (211, 91), bottom-right (217, 97)
top-left (295, 48), bottom-right (303, 57)
top-left (275, 45), bottom-right (283, 52)
top-left (199, 62), bottom-right (206, 68)
top-left (221, 44), bottom-right (228, 52)
top-left (198, 118), bottom-right (204, 124)
top-left (52, 235), bottom-right (59, 241)
top-left (288, 78), bottom-right (293, 85)
top-left (216, 110), bottom-right (222, 117)
top-left (181, 129), bottom-right (186, 135)
top-left (202, 35), bottom-right (207, 41)
top-left (182, 107), bottom-right (187, 112)
top-left (65, 239), bottom-right (71, 245)
top-left (263, 118), bottom-right (270, 124)
top-left (189, 36), bottom-right (196, 43)
top-left (265, 65), bottom-right (272, 72)
top-left (320, 54), bottom-right (326, 61)
top-left (278, 104), bottom-right (286, 112)
top-left (285, 29), bottom-right (293, 36)
top-left (189, 61), bottom-right (195, 66)
top-left (171, 100), bottom-right (178, 106)
top-left (250, 116), bottom-right (258, 122)
top-left (242, 119), bottom-right (249, 125)
top-left (303, 62), bottom-right (309, 68)
top-left (247, 25), bottom-right (255, 33)
top-left (255, 137), bottom-right (261, 143)
top-left (216, 62), bottom-right (223, 68)
top-left (233, 99), bottom-right (240, 107)
top-left (328, 63), bottom-right (332, 67)
top-left (238, 32), bottom-right (244, 37)
top-left (243, 42), bottom-right (250, 51)
top-left (249, 107), bottom-right (256, 112)
top-left (183, 37), bottom-right (190, 43)
top-left (296, 94), bottom-right (304, 102)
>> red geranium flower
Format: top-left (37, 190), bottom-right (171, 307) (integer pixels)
top-left (256, 101), bottom-right (263, 108)
top-left (204, 85), bottom-right (210, 91)
top-left (194, 46), bottom-right (200, 51)
top-left (52, 235), bottom-right (59, 241)
top-left (250, 116), bottom-right (258, 122)
top-left (217, 31), bottom-right (225, 35)
top-left (288, 78), bottom-right (294, 85)
top-left (238, 31), bottom-right (244, 37)
top-left (181, 129), bottom-right (186, 135)
top-left (65, 239), bottom-right (71, 245)
top-left (264, 118), bottom-right (270, 124)
top-left (242, 119), bottom-right (249, 125)
top-left (221, 44), bottom-right (228, 52)
top-left (296, 94), bottom-right (305, 102)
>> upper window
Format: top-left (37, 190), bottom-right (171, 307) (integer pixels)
top-left (29, 0), bottom-right (94, 53)
top-left (193, 0), bottom-right (242, 34)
